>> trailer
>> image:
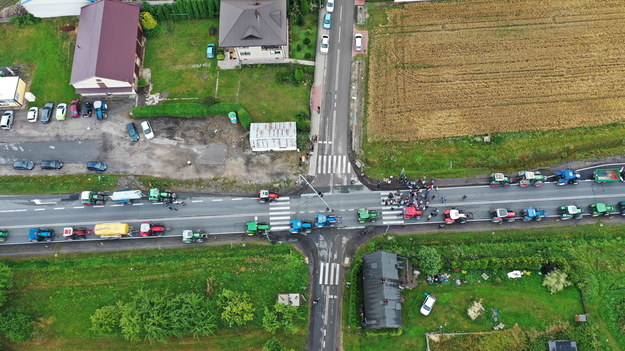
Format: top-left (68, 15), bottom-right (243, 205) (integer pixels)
top-left (94, 223), bottom-right (131, 239)
top-left (109, 190), bottom-right (144, 204)
top-left (593, 169), bottom-right (623, 183)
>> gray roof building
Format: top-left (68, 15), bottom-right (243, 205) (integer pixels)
top-left (548, 340), bottom-right (578, 351)
top-left (219, 0), bottom-right (287, 47)
top-left (362, 251), bottom-right (403, 329)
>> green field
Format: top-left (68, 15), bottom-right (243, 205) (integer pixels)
top-left (289, 13), bottom-right (318, 60)
top-left (0, 18), bottom-right (78, 105)
top-left (1, 244), bottom-right (309, 350)
top-left (344, 224), bottom-right (625, 351)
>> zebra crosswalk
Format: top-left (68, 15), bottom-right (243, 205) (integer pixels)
top-left (319, 262), bottom-right (341, 286)
top-left (380, 192), bottom-right (405, 225)
top-left (316, 154), bottom-right (352, 174)
top-left (269, 197), bottom-right (291, 231)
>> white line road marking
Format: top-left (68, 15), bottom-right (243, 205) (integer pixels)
top-left (93, 205), bottom-right (104, 208)
top-left (53, 207), bottom-right (65, 210)
top-left (270, 226), bottom-right (290, 231)
top-left (270, 216), bottom-right (291, 220)
top-left (231, 198), bottom-right (242, 201)
top-left (270, 206), bottom-right (290, 210)
top-left (73, 206), bottom-right (84, 209)
top-left (152, 202), bottom-right (163, 205)
top-left (133, 203), bottom-right (143, 206)
top-left (269, 211), bottom-right (291, 216)
top-left (348, 208), bottom-right (355, 211)
top-left (383, 220), bottom-right (405, 225)
top-left (382, 210), bottom-right (402, 215)
top-left (270, 221), bottom-right (291, 225)
top-left (0, 209), bottom-right (27, 213)
top-left (335, 264), bottom-right (340, 286)
top-left (34, 208), bottom-right (45, 211)
top-left (212, 199), bottom-right (223, 202)
top-left (328, 263), bottom-right (335, 285)
top-left (191, 200), bottom-right (204, 203)
top-left (319, 262), bottom-right (326, 285)
top-left (111, 204), bottom-right (124, 207)
top-left (325, 263), bottom-right (330, 285)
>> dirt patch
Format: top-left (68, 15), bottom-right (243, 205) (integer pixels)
top-left (59, 24), bottom-right (75, 32)
top-left (245, 257), bottom-right (269, 264)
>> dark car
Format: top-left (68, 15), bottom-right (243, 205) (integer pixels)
top-left (40, 160), bottom-right (63, 170)
top-left (41, 102), bottom-right (54, 123)
top-left (70, 100), bottom-right (81, 118)
top-left (86, 161), bottom-right (107, 171)
top-left (81, 101), bottom-right (93, 117)
top-left (127, 123), bottom-right (140, 142)
top-left (13, 160), bottom-right (35, 170)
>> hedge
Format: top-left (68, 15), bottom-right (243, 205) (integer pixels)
top-left (131, 103), bottom-right (252, 130)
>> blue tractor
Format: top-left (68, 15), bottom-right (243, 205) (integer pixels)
top-left (521, 208), bottom-right (547, 222)
top-left (555, 170), bottom-right (581, 186)
top-left (290, 219), bottom-right (313, 234)
top-left (29, 228), bottom-right (55, 242)
top-left (315, 214), bottom-right (342, 227)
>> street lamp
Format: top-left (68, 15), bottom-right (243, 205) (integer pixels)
top-left (298, 174), bottom-right (333, 212)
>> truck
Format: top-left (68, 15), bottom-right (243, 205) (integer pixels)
top-left (518, 171), bottom-right (545, 187)
top-left (94, 223), bottom-right (131, 239)
top-left (589, 203), bottom-right (615, 217)
top-left (489, 173), bottom-right (511, 187)
top-left (290, 219), bottom-right (313, 234)
top-left (555, 170), bottom-right (581, 186)
top-left (182, 229), bottom-right (209, 243)
top-left (148, 189), bottom-right (176, 203)
top-left (593, 169), bottom-right (623, 183)
top-left (81, 191), bottom-right (106, 205)
top-left (314, 214), bottom-right (342, 227)
top-left (29, 228), bottom-right (55, 242)
top-left (109, 190), bottom-right (144, 204)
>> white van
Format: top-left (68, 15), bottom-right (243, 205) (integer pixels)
top-left (1, 111), bottom-right (14, 130)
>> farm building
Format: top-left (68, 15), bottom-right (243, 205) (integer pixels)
top-left (362, 251), bottom-right (403, 329)
top-left (249, 122), bottom-right (297, 152)
top-left (548, 340), bottom-right (578, 351)
top-left (70, 0), bottom-right (143, 96)
top-left (0, 76), bottom-right (27, 108)
top-left (19, 0), bottom-right (95, 18)
top-left (219, 0), bottom-right (288, 65)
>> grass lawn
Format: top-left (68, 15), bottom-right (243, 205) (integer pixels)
top-left (2, 244), bottom-right (309, 350)
top-left (0, 18), bottom-right (78, 105)
top-left (289, 13), bottom-right (318, 60)
top-left (0, 174), bottom-right (118, 195)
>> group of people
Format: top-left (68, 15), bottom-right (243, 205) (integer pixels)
top-left (382, 178), bottom-right (442, 219)
top-left (426, 272), bottom-right (451, 284)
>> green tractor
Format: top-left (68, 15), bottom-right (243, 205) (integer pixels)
top-left (559, 205), bottom-right (583, 220)
top-left (0, 230), bottom-right (8, 242)
top-left (182, 230), bottom-right (209, 243)
top-left (518, 171), bottom-right (545, 187)
top-left (149, 188), bottom-right (176, 203)
top-left (590, 203), bottom-right (615, 217)
top-left (489, 173), bottom-right (511, 187)
top-left (246, 221), bottom-right (271, 236)
top-left (357, 209), bottom-right (378, 224)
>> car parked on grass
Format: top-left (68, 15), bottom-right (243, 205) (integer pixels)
top-left (141, 121), bottom-right (154, 140)
top-left (420, 294), bottom-right (436, 316)
top-left (127, 123), bottom-right (140, 142)
top-left (326, 0), bottom-right (334, 13)
top-left (70, 100), bottom-right (81, 118)
top-left (55, 103), bottom-right (67, 121)
top-left (323, 13), bottom-right (332, 29)
top-left (320, 35), bottom-right (329, 54)
top-left (81, 101), bottom-right (92, 117)
top-left (41, 103), bottom-right (54, 123)
top-left (206, 43), bottom-right (216, 59)
top-left (41, 160), bottom-right (63, 170)
top-left (27, 107), bottom-right (38, 122)
top-left (86, 161), bottom-right (107, 171)
top-left (354, 33), bottom-right (363, 52)
top-left (13, 160), bottom-right (34, 170)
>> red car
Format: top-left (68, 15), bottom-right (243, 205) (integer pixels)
top-left (70, 100), bottom-right (81, 118)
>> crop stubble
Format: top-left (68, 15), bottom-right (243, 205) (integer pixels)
top-left (367, 0), bottom-right (625, 141)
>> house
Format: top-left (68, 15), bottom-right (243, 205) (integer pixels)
top-left (362, 251), bottom-right (403, 329)
top-left (0, 76), bottom-right (27, 108)
top-left (249, 122), bottom-right (297, 152)
top-left (219, 0), bottom-right (288, 65)
top-left (548, 340), bottom-right (578, 351)
top-left (70, 0), bottom-right (143, 96)
top-left (19, 0), bottom-right (95, 18)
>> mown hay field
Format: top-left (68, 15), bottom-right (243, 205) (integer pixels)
top-left (366, 0), bottom-right (625, 141)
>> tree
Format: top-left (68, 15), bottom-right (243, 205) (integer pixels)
top-left (218, 289), bottom-right (255, 327)
top-left (0, 263), bottom-right (12, 308)
top-left (542, 269), bottom-right (572, 294)
top-left (263, 337), bottom-right (283, 351)
top-left (140, 12), bottom-right (158, 30)
top-left (262, 302), bottom-right (300, 334)
top-left (300, 0), bottom-right (309, 16)
top-left (90, 305), bottom-right (122, 334)
top-left (414, 246), bottom-right (442, 276)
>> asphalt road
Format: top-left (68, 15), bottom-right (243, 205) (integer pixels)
top-left (0, 140), bottom-right (102, 164)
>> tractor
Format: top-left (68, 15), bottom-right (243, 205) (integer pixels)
top-left (290, 219), bottom-right (313, 234)
top-left (589, 203), bottom-right (615, 217)
top-left (489, 173), bottom-right (511, 187)
top-left (490, 208), bottom-right (516, 223)
top-left (555, 170), bottom-right (581, 186)
top-left (314, 214), bottom-right (342, 227)
top-left (443, 209), bottom-right (469, 224)
top-left (63, 227), bottom-right (93, 240)
top-left (139, 222), bottom-right (168, 236)
top-left (402, 206), bottom-right (423, 219)
top-left (520, 208), bottom-right (547, 221)
top-left (559, 205), bottom-right (583, 220)
top-left (81, 191), bottom-right (106, 205)
top-left (518, 171), bottom-right (545, 187)
top-left (149, 188), bottom-right (176, 203)
top-left (182, 229), bottom-right (209, 243)
top-left (0, 230), bottom-right (8, 242)
top-left (29, 228), bottom-right (55, 242)
top-left (258, 190), bottom-right (279, 203)
top-left (246, 221), bottom-right (271, 236)
top-left (618, 201), bottom-right (625, 216)
top-left (93, 100), bottom-right (107, 120)
top-left (357, 209), bottom-right (378, 224)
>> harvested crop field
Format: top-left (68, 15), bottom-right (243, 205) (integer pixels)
top-left (366, 0), bottom-right (625, 141)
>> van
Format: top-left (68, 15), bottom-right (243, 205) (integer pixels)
top-left (354, 34), bottom-right (363, 52)
top-left (1, 111), bottom-right (14, 130)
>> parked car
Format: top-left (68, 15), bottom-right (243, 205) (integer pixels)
top-left (81, 101), bottom-right (93, 117)
top-left (94, 101), bottom-right (107, 120)
top-left (86, 161), bottom-right (107, 171)
top-left (55, 103), bottom-right (67, 121)
top-left (323, 13), bottom-right (332, 29)
top-left (41, 160), bottom-right (63, 170)
top-left (127, 123), bottom-right (140, 142)
top-left (27, 107), bottom-right (38, 122)
top-left (1, 110), bottom-right (14, 130)
top-left (326, 0), bottom-right (334, 13)
top-left (141, 121), bottom-right (155, 140)
top-left (354, 33), bottom-right (363, 52)
top-left (320, 35), bottom-right (330, 54)
top-left (70, 100), bottom-right (81, 118)
top-left (12, 160), bottom-right (34, 170)
top-left (206, 43), bottom-right (216, 59)
top-left (41, 103), bottom-right (54, 123)
top-left (420, 294), bottom-right (436, 316)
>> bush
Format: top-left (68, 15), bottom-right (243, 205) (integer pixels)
top-left (137, 78), bottom-right (149, 88)
top-left (0, 308), bottom-right (35, 343)
top-left (0, 263), bottom-right (11, 308)
top-left (218, 289), bottom-right (255, 328)
top-left (140, 12), bottom-right (158, 30)
top-left (542, 269), bottom-right (572, 294)
top-left (303, 37), bottom-right (311, 45)
top-left (217, 53), bottom-right (225, 60)
top-left (295, 112), bottom-right (310, 132)
top-left (262, 301), bottom-right (301, 334)
top-left (294, 68), bottom-right (304, 83)
top-left (414, 246), bottom-right (442, 275)
top-left (304, 53), bottom-right (312, 60)
top-left (11, 13), bottom-right (41, 26)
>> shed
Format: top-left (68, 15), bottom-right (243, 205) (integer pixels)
top-left (362, 251), bottom-right (403, 329)
top-left (0, 76), bottom-right (27, 108)
top-left (20, 0), bottom-right (95, 18)
top-left (548, 340), bottom-right (578, 351)
top-left (249, 122), bottom-right (297, 152)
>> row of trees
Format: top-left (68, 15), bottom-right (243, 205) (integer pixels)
top-left (142, 0), bottom-right (220, 21)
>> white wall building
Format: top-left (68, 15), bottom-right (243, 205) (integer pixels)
top-left (249, 122), bottom-right (297, 152)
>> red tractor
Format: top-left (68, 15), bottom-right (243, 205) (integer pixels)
top-left (63, 227), bottom-right (93, 240)
top-left (443, 209), bottom-right (469, 224)
top-left (490, 208), bottom-right (516, 224)
top-left (402, 206), bottom-right (423, 219)
top-left (258, 190), bottom-right (279, 203)
top-left (139, 222), bottom-right (168, 236)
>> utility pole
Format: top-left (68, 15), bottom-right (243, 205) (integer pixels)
top-left (299, 174), bottom-right (333, 212)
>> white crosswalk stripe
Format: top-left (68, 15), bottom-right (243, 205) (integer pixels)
top-left (319, 262), bottom-right (341, 286)
top-left (316, 155), bottom-right (352, 174)
top-left (380, 195), bottom-right (405, 224)
top-left (269, 199), bottom-right (291, 231)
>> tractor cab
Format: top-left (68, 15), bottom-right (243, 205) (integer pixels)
top-left (590, 203), bottom-right (615, 217)
top-left (518, 171), bottom-right (545, 187)
top-left (489, 173), bottom-right (511, 187)
top-left (315, 214), bottom-right (342, 227)
top-left (81, 191), bottom-right (106, 205)
top-left (149, 188), bottom-right (176, 203)
top-left (403, 206), bottom-right (423, 219)
top-left (555, 170), bottom-right (581, 186)
top-left (444, 209), bottom-right (468, 224)
top-left (290, 219), bottom-right (313, 234)
top-left (559, 205), bottom-right (583, 220)
top-left (246, 221), bottom-right (271, 236)
top-left (0, 230), bottom-right (8, 242)
top-left (182, 229), bottom-right (208, 243)
top-left (63, 227), bottom-right (92, 240)
top-left (258, 190), bottom-right (279, 203)
top-left (491, 208), bottom-right (516, 223)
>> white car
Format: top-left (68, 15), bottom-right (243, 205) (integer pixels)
top-left (55, 103), bottom-right (67, 121)
top-left (326, 0), bottom-right (334, 13)
top-left (27, 107), bottom-right (38, 122)
top-left (320, 35), bottom-right (329, 55)
top-left (141, 120), bottom-right (155, 140)
top-left (354, 33), bottom-right (363, 52)
top-left (420, 295), bottom-right (436, 316)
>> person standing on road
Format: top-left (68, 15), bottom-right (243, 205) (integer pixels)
top-left (461, 195), bottom-right (467, 201)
